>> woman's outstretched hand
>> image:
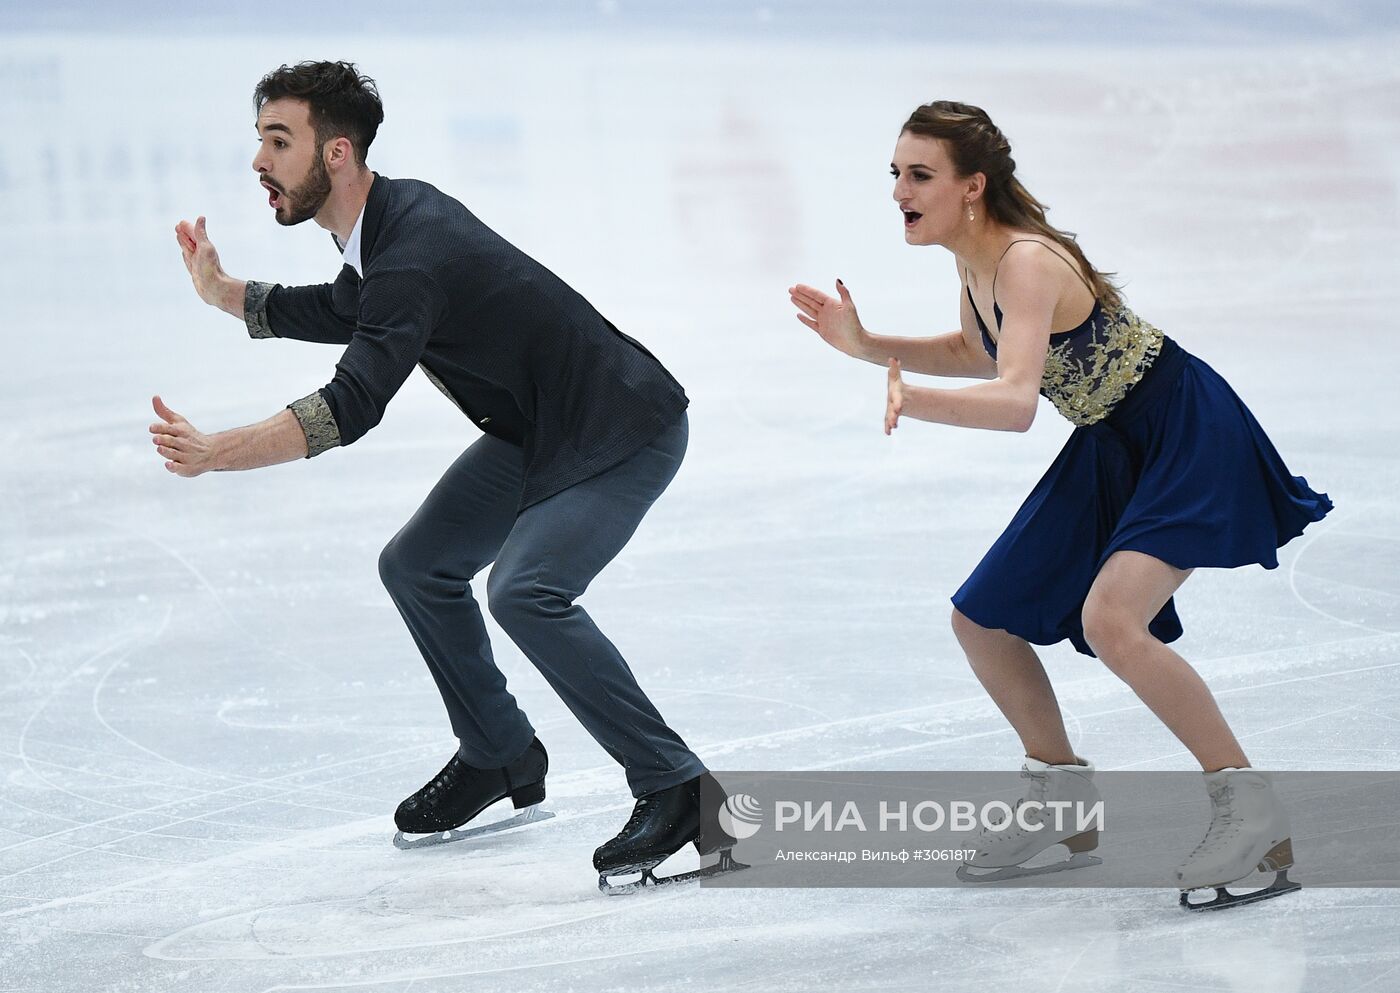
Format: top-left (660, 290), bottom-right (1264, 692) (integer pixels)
top-left (885, 359), bottom-right (904, 435)
top-left (789, 279), bottom-right (868, 359)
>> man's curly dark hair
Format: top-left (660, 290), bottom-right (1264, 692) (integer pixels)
top-left (254, 61), bottom-right (384, 165)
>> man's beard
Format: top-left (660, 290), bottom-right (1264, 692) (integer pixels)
top-left (275, 153), bottom-right (332, 226)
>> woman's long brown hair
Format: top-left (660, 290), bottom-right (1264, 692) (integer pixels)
top-left (903, 100), bottom-right (1122, 310)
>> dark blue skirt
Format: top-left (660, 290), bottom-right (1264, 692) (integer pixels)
top-left (950, 338), bottom-right (1333, 657)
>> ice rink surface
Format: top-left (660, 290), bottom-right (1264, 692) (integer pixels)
top-left (3, 2), bottom-right (1399, 990)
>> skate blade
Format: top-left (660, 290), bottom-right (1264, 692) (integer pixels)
top-left (956, 852), bottom-right (1102, 884)
top-left (598, 849), bottom-right (749, 896)
top-left (1180, 869), bottom-right (1301, 912)
top-left (392, 803), bottom-right (555, 851)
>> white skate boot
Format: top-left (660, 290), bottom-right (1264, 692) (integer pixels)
top-left (1177, 768), bottom-right (1301, 911)
top-left (956, 756), bottom-right (1103, 883)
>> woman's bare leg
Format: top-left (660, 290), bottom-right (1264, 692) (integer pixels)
top-left (1081, 550), bottom-right (1249, 772)
top-left (951, 607), bottom-right (1077, 765)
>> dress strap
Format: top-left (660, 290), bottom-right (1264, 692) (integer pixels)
top-left (962, 264), bottom-right (993, 333)
top-left (991, 238), bottom-right (1098, 306)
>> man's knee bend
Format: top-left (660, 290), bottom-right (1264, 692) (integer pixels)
top-left (485, 571), bottom-right (530, 629)
top-left (378, 536), bottom-right (409, 591)
top-left (487, 573), bottom-right (572, 631)
top-left (378, 533), bottom-right (447, 595)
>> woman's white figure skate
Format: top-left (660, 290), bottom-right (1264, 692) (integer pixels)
top-left (956, 756), bottom-right (1103, 883)
top-left (1177, 768), bottom-right (1301, 911)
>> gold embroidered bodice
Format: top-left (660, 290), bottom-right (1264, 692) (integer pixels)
top-left (966, 239), bottom-right (1167, 426)
top-left (972, 294), bottom-right (1165, 427)
top-left (1037, 304), bottom-right (1164, 425)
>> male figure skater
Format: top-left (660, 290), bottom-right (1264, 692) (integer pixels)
top-left (155, 60), bottom-right (732, 889)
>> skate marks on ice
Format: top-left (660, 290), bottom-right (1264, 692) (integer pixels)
top-left (239, 891), bottom-right (1340, 993)
top-left (3, 608), bottom-right (182, 864)
top-left (139, 824), bottom-right (700, 968)
top-left (3, 540), bottom-right (1390, 993)
top-left (143, 869), bottom-right (660, 965)
top-left (133, 782), bottom-right (712, 963)
top-left (1, 514), bottom-right (565, 903)
top-left (8, 590), bottom-right (1390, 921)
top-left (1286, 510), bottom-right (1400, 637)
top-left (2, 735), bottom-right (420, 887)
top-left (6, 539), bottom-right (1396, 959)
top-left (0, 741), bottom-right (477, 920)
top-left (1, 516), bottom-right (395, 873)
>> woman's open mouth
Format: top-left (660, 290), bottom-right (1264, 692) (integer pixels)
top-left (902, 209), bottom-right (922, 228)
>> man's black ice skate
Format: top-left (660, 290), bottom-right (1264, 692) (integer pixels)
top-left (393, 736), bottom-right (553, 850)
top-left (593, 772), bottom-right (747, 894)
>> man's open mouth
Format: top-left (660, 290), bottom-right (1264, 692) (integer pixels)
top-left (262, 180), bottom-right (283, 208)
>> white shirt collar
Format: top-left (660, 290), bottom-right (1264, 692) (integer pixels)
top-left (338, 203), bottom-right (367, 277)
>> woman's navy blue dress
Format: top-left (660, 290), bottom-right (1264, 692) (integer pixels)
top-left (950, 247), bottom-right (1332, 657)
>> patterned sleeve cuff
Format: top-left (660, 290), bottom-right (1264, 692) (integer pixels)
top-left (287, 391), bottom-right (342, 457)
top-left (244, 281), bottom-right (277, 339)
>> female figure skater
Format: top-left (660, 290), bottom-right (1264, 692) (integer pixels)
top-left (789, 101), bottom-right (1329, 910)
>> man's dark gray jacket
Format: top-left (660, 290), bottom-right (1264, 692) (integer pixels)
top-left (244, 173), bottom-right (688, 509)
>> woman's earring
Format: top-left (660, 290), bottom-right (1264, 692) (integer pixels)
top-left (966, 201), bottom-right (975, 222)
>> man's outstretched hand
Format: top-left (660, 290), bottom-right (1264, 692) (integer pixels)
top-left (150, 396), bottom-right (218, 477)
top-left (175, 216), bottom-right (243, 316)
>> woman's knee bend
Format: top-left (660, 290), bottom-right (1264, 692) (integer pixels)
top-left (1081, 601), bottom-right (1147, 666)
top-left (952, 605), bottom-right (1008, 649)
top-left (950, 606), bottom-right (985, 645)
